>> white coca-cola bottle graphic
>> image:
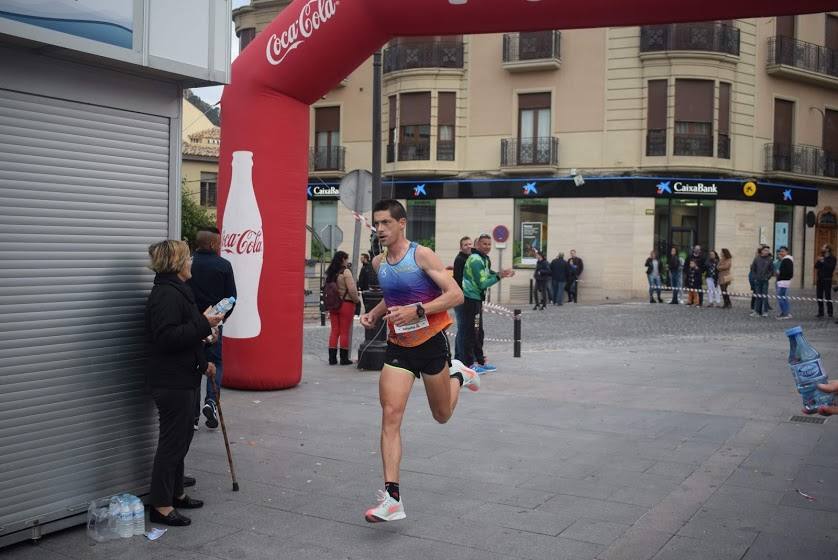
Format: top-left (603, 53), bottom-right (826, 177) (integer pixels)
top-left (221, 151), bottom-right (263, 338)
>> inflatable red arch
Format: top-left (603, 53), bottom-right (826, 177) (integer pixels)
top-left (217, 0), bottom-right (834, 390)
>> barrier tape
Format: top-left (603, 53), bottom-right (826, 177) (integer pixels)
top-left (482, 300), bottom-right (516, 317)
top-left (352, 211), bottom-right (376, 232)
top-left (443, 330), bottom-right (514, 344)
top-left (650, 284), bottom-right (837, 304)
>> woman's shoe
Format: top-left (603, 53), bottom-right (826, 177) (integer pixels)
top-left (339, 348), bottom-right (353, 365)
top-left (172, 494), bottom-right (204, 509)
top-left (149, 508), bottom-right (191, 526)
top-left (328, 348), bottom-right (337, 365)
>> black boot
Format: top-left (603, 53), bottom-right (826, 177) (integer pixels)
top-left (328, 348), bottom-right (337, 365)
top-left (339, 348), bottom-right (353, 365)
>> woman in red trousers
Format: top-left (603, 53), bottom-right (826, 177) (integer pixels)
top-left (326, 251), bottom-right (361, 365)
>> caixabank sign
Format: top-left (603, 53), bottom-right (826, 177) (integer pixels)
top-left (377, 176), bottom-right (818, 206)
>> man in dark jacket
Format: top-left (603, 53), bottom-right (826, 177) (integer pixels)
top-left (549, 252), bottom-right (569, 305)
top-left (188, 227), bottom-right (237, 430)
top-left (452, 236), bottom-right (472, 361)
top-left (668, 247), bottom-right (682, 304)
top-left (357, 253), bottom-right (377, 292)
top-left (685, 245), bottom-right (706, 306)
top-left (750, 245), bottom-right (774, 317)
top-left (775, 246), bottom-right (794, 319)
top-left (815, 243), bottom-right (836, 318)
top-left (567, 249), bottom-right (583, 303)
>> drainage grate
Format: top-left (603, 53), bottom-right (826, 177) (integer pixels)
top-left (789, 415), bottom-right (827, 424)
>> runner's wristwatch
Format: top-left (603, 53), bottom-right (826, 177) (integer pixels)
top-left (415, 303), bottom-right (425, 318)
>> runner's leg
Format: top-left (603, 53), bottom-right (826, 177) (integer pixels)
top-left (379, 365), bottom-right (415, 483)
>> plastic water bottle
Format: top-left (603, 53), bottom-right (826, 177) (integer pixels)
top-left (213, 296), bottom-right (236, 315)
top-left (117, 498), bottom-right (133, 538)
top-left (131, 495), bottom-right (145, 536)
top-left (786, 326), bottom-right (832, 413)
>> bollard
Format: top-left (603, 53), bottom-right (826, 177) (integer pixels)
top-left (513, 309), bottom-right (521, 358)
top-left (529, 279), bottom-right (534, 305)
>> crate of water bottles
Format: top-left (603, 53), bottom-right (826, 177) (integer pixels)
top-left (86, 493), bottom-right (145, 543)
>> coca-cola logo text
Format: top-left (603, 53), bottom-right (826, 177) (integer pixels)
top-left (265, 0), bottom-right (337, 66)
top-left (222, 229), bottom-right (264, 255)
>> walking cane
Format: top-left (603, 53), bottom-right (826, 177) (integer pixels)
top-left (210, 374), bottom-right (239, 491)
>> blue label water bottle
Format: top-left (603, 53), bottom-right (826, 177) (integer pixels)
top-left (213, 296), bottom-right (236, 315)
top-left (785, 326), bottom-right (832, 413)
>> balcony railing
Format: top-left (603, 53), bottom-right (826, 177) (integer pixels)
top-left (502, 31), bottom-right (561, 63)
top-left (383, 40), bottom-right (464, 74)
top-left (764, 142), bottom-right (837, 177)
top-left (640, 22), bottom-right (740, 57)
top-left (437, 140), bottom-right (455, 161)
top-left (646, 129), bottom-right (666, 156)
top-left (501, 137), bottom-right (559, 167)
top-left (674, 133), bottom-right (713, 157)
top-left (309, 146), bottom-right (345, 172)
top-left (398, 141), bottom-right (431, 161)
top-left (717, 133), bottom-right (731, 159)
top-left (768, 36), bottom-right (838, 78)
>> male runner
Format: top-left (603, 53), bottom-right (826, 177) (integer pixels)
top-left (360, 199), bottom-right (480, 523)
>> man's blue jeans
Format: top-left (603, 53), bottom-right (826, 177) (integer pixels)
top-left (777, 286), bottom-right (790, 316)
top-left (669, 271), bottom-right (681, 303)
top-left (453, 304), bottom-right (466, 362)
top-left (754, 280), bottom-right (769, 316)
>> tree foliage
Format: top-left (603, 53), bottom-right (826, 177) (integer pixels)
top-left (181, 186), bottom-right (215, 249)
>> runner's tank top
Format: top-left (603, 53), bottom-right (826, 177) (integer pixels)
top-left (377, 242), bottom-right (452, 347)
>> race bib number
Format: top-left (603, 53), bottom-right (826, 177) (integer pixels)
top-left (392, 304), bottom-right (430, 334)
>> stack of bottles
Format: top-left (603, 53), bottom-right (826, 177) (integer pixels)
top-left (87, 493), bottom-right (145, 542)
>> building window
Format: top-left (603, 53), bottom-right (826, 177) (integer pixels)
top-left (239, 28), bottom-right (256, 52)
top-left (398, 92), bottom-right (431, 161)
top-left (646, 80), bottom-right (667, 156)
top-left (518, 93), bottom-right (552, 164)
top-left (771, 98), bottom-right (795, 172)
top-left (513, 198), bottom-right (548, 267)
top-left (674, 80), bottom-right (713, 157)
top-left (654, 198), bottom-right (716, 270)
top-left (437, 92), bottom-right (456, 161)
top-left (406, 200), bottom-right (436, 250)
top-left (314, 106), bottom-right (341, 171)
top-left (824, 109), bottom-right (838, 178)
top-left (718, 82), bottom-right (731, 159)
top-left (311, 201), bottom-right (338, 259)
top-left (387, 95), bottom-right (397, 163)
top-left (200, 172), bottom-right (217, 207)
top-left (774, 205), bottom-right (794, 252)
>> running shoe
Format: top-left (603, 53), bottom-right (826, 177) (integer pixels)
top-left (202, 401), bottom-right (219, 429)
top-left (470, 363), bottom-right (489, 375)
top-left (365, 489), bottom-right (406, 523)
top-left (451, 359), bottom-right (480, 392)
top-left (480, 363), bottom-right (498, 373)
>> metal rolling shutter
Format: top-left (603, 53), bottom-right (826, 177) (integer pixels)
top-left (0, 88), bottom-right (169, 543)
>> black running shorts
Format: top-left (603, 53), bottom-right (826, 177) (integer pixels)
top-left (384, 331), bottom-right (451, 378)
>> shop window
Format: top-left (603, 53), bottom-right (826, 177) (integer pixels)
top-left (774, 205), bottom-right (794, 252)
top-left (407, 200), bottom-right (436, 250)
top-left (311, 201), bottom-right (338, 259)
top-left (653, 198), bottom-right (716, 262)
top-left (199, 172), bottom-right (217, 207)
top-left (513, 198), bottom-right (548, 267)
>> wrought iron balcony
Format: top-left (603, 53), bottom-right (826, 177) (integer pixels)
top-left (437, 140), bottom-right (455, 161)
top-left (640, 22), bottom-right (740, 57)
top-left (502, 31), bottom-right (561, 70)
top-left (383, 40), bottom-right (464, 74)
top-left (768, 36), bottom-right (838, 80)
top-left (674, 133), bottom-right (713, 157)
top-left (764, 142), bottom-right (836, 177)
top-left (398, 141), bottom-right (431, 161)
top-left (646, 129), bottom-right (666, 156)
top-left (501, 137), bottom-right (559, 167)
top-left (309, 146), bottom-right (345, 172)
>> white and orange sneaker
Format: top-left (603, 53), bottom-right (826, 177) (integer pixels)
top-left (365, 489), bottom-right (406, 523)
top-left (450, 359), bottom-right (480, 392)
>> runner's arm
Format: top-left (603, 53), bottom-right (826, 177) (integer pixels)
top-left (415, 245), bottom-right (464, 314)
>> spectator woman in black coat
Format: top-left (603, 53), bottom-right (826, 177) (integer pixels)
top-left (145, 240), bottom-right (224, 526)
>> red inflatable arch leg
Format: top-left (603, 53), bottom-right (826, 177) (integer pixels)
top-left (218, 0), bottom-right (835, 390)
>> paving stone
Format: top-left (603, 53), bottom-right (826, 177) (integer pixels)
top-left (558, 518), bottom-right (630, 545)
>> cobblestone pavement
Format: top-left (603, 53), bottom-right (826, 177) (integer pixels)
top-left (6, 294), bottom-right (838, 560)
